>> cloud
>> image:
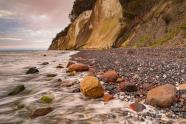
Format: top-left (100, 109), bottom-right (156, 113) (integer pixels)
top-left (0, 37), bottom-right (23, 41)
top-left (0, 0), bottom-right (74, 49)
top-left (0, 10), bottom-right (14, 18)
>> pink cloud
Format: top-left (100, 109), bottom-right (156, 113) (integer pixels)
top-left (0, 0), bottom-right (74, 49)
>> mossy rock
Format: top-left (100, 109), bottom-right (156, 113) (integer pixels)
top-left (40, 96), bottom-right (53, 104)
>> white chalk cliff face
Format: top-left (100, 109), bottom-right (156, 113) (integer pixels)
top-left (49, 10), bottom-right (92, 50)
top-left (82, 0), bottom-right (123, 49)
top-left (49, 0), bottom-right (123, 50)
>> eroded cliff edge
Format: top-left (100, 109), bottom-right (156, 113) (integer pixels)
top-left (49, 0), bottom-right (186, 50)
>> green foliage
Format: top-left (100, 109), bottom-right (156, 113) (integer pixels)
top-left (119, 0), bottom-right (158, 21)
top-left (69, 0), bottom-right (96, 22)
top-left (133, 36), bottom-right (149, 48)
top-left (40, 96), bottom-right (53, 104)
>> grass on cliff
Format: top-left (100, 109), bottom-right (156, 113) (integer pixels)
top-left (150, 28), bottom-right (179, 47)
top-left (133, 36), bottom-right (149, 48)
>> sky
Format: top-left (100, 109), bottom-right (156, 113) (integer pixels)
top-left (0, 0), bottom-right (74, 50)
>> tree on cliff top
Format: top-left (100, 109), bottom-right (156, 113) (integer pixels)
top-left (69, 0), bottom-right (96, 22)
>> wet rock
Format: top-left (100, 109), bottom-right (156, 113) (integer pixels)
top-left (80, 76), bottom-right (104, 98)
top-left (105, 85), bottom-right (115, 91)
top-left (146, 84), bottom-right (177, 108)
top-left (8, 85), bottom-right (25, 96)
top-left (56, 64), bottom-right (64, 68)
top-left (102, 70), bottom-right (118, 83)
top-left (129, 102), bottom-right (146, 112)
top-left (72, 88), bottom-right (81, 93)
top-left (41, 62), bottom-right (49, 65)
top-left (40, 96), bottom-right (53, 104)
top-left (26, 67), bottom-right (39, 74)
top-left (31, 107), bottom-right (53, 118)
top-left (46, 73), bottom-right (57, 77)
top-left (124, 83), bottom-right (138, 92)
top-left (68, 63), bottom-right (89, 72)
top-left (66, 61), bottom-right (75, 68)
top-left (103, 94), bottom-right (114, 102)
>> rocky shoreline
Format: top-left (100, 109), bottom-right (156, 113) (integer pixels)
top-left (1, 49), bottom-right (186, 124)
top-left (69, 48), bottom-right (186, 123)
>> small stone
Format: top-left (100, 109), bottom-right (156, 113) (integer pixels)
top-left (116, 77), bottom-right (124, 82)
top-left (124, 83), bottom-right (138, 92)
top-left (118, 82), bottom-right (125, 92)
top-left (26, 67), bottom-right (39, 74)
top-left (8, 85), bottom-right (25, 96)
top-left (178, 83), bottom-right (186, 90)
top-left (163, 74), bottom-right (167, 79)
top-left (129, 102), bottom-right (145, 112)
top-left (68, 71), bottom-right (76, 76)
top-left (80, 76), bottom-right (104, 98)
top-left (105, 85), bottom-right (115, 91)
top-left (72, 88), bottom-right (80, 93)
top-left (68, 63), bottom-right (89, 72)
top-left (40, 96), bottom-right (53, 104)
top-left (41, 62), bottom-right (49, 65)
top-left (146, 84), bottom-right (177, 108)
top-left (46, 74), bottom-right (57, 77)
top-left (103, 94), bottom-right (114, 102)
top-left (31, 107), bottom-right (53, 118)
top-left (56, 64), bottom-right (64, 68)
top-left (102, 70), bottom-right (118, 83)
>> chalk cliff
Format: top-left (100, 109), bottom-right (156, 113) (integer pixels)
top-left (49, 0), bottom-right (186, 50)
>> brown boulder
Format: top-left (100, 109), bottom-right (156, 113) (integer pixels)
top-left (102, 70), bottom-right (118, 83)
top-left (146, 84), bottom-right (177, 108)
top-left (80, 76), bottom-right (104, 98)
top-left (68, 63), bottom-right (89, 72)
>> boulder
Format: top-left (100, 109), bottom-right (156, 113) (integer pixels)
top-left (102, 70), bottom-right (118, 83)
top-left (26, 67), bottom-right (39, 74)
top-left (146, 84), bottom-right (177, 108)
top-left (8, 85), bottom-right (25, 96)
top-left (80, 76), bottom-right (104, 98)
top-left (31, 107), bottom-right (53, 118)
top-left (68, 63), bottom-right (89, 72)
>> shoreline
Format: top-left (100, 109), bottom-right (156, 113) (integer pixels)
top-left (0, 49), bottom-right (186, 123)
